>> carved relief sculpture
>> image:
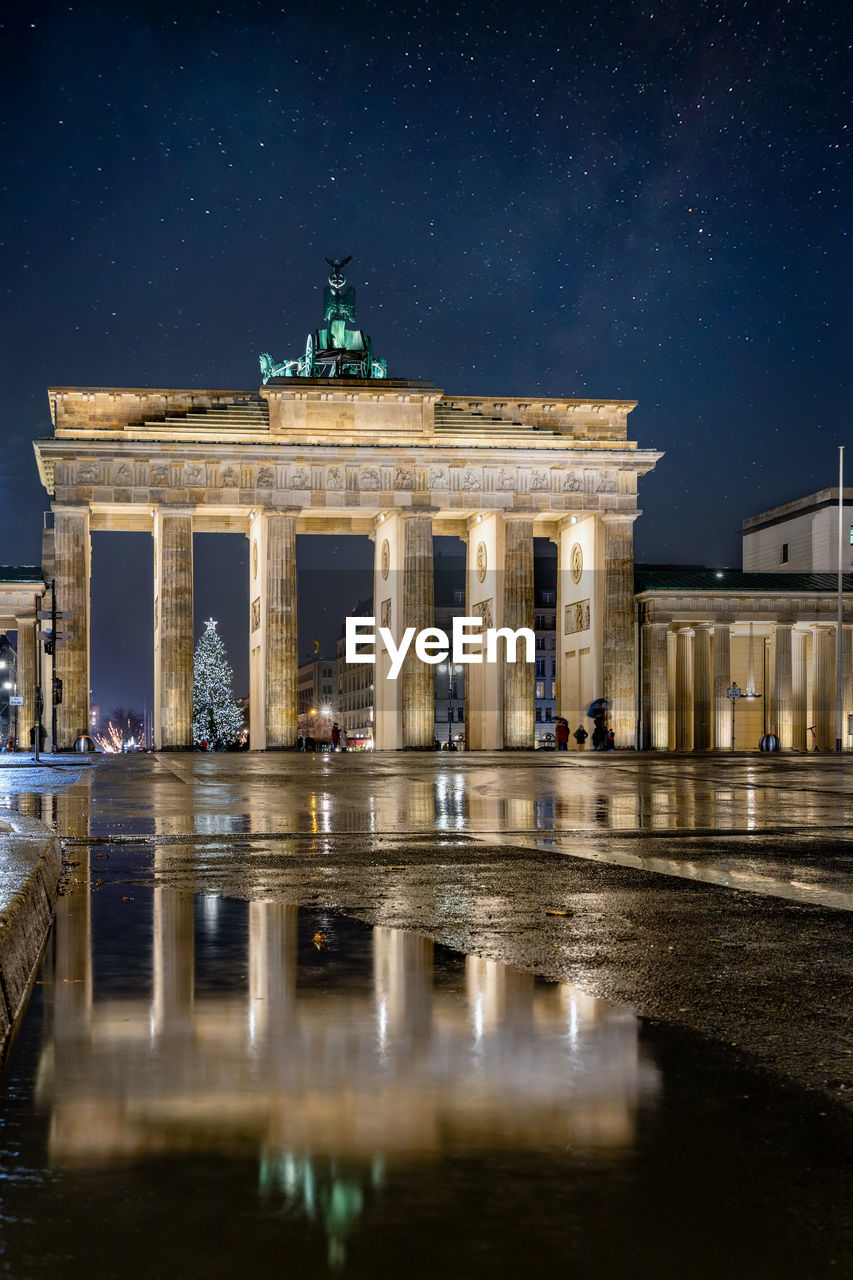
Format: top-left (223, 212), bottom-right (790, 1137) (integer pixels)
top-left (475, 541), bottom-right (487, 583)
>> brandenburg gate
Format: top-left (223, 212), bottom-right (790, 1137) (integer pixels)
top-left (33, 260), bottom-right (661, 750)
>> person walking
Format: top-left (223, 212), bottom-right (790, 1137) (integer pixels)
top-left (555, 718), bottom-right (569, 751)
top-left (605, 728), bottom-right (615, 751)
top-left (331, 722), bottom-right (340, 751)
top-left (573, 724), bottom-right (588, 750)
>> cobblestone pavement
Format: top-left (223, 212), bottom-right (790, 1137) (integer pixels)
top-left (3, 749), bottom-right (852, 1111)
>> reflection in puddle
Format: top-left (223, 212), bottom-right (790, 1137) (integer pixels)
top-left (38, 888), bottom-right (657, 1266)
top-left (1, 864), bottom-right (850, 1278)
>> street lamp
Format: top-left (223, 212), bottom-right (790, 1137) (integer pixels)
top-left (727, 682), bottom-right (742, 752)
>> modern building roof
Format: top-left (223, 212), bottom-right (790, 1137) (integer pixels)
top-left (741, 487), bottom-right (853, 535)
top-left (635, 566), bottom-right (853, 593)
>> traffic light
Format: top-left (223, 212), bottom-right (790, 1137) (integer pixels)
top-left (52, 677), bottom-right (63, 705)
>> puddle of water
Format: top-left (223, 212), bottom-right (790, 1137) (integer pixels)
top-left (0, 871), bottom-right (851, 1278)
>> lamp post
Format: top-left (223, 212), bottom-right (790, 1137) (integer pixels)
top-left (727, 682), bottom-right (742, 751)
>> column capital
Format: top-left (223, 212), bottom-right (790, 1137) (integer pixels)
top-left (399, 506), bottom-right (438, 519)
top-left (557, 514), bottom-right (585, 533)
top-left (600, 509), bottom-right (641, 525)
top-left (154, 503), bottom-right (195, 517)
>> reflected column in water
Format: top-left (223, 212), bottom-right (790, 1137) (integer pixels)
top-left (54, 850), bottom-right (93, 1040)
top-left (153, 856), bottom-right (194, 1035)
top-left (373, 928), bottom-right (433, 1045)
top-left (465, 956), bottom-right (534, 1035)
top-left (248, 901), bottom-right (298, 1038)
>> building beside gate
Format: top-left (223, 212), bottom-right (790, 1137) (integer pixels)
top-left (636, 567), bottom-right (853, 751)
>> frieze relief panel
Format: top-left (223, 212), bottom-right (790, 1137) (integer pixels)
top-left (250, 597), bottom-right (261, 632)
top-left (77, 461), bottom-right (100, 484)
top-left (380, 598), bottom-right (392, 629)
top-left (428, 465), bottom-right (449, 489)
top-left (326, 466), bottom-right (344, 490)
top-left (394, 466), bottom-right (414, 490)
top-left (289, 465), bottom-right (311, 489)
top-left (221, 464), bottom-right (240, 487)
top-left (472, 598), bottom-right (494, 630)
top-left (257, 466), bottom-right (275, 489)
top-left (565, 599), bottom-right (591, 635)
top-left (359, 467), bottom-right (381, 491)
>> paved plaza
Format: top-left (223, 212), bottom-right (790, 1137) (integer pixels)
top-left (3, 749), bottom-right (851, 1113)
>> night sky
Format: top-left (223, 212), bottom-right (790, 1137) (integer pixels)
top-left (1, 0), bottom-right (849, 713)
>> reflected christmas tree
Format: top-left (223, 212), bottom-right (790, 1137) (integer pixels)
top-left (192, 618), bottom-right (244, 747)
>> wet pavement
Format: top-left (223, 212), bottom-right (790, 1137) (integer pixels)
top-left (0, 752), bottom-right (852, 1274)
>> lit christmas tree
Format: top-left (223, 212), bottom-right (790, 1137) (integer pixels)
top-left (192, 618), bottom-right (245, 747)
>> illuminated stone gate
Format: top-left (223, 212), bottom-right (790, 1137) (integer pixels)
top-left (33, 262), bottom-right (660, 750)
top-left (33, 383), bottom-right (660, 750)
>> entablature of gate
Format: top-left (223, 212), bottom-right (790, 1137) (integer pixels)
top-left (34, 435), bottom-right (662, 535)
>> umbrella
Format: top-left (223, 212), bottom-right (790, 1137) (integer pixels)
top-left (586, 698), bottom-right (611, 719)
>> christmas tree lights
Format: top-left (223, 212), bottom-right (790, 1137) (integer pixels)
top-left (192, 618), bottom-right (244, 747)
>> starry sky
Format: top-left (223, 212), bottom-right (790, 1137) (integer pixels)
top-left (0, 0), bottom-right (850, 712)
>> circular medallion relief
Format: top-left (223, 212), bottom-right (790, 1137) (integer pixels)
top-left (570, 542), bottom-right (583, 584)
top-left (252, 539), bottom-right (258, 580)
top-left (476, 541), bottom-right (487, 583)
top-left (381, 539), bottom-right (390, 581)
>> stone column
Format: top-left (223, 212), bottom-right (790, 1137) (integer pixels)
top-left (675, 628), bottom-right (694, 750)
top-left (792, 628), bottom-right (808, 749)
top-left (693, 624), bottom-right (713, 750)
top-left (53, 505), bottom-right (90, 749)
top-left (249, 511), bottom-right (297, 750)
top-left (502, 515), bottom-right (535, 749)
top-left (643, 622), bottom-right (669, 749)
top-left (14, 614), bottom-right (37, 750)
top-left (153, 508), bottom-right (193, 750)
top-left (713, 624), bottom-right (732, 749)
top-left (401, 511), bottom-right (435, 749)
top-left (601, 514), bottom-right (637, 747)
top-left (465, 513), bottom-right (504, 750)
top-left (773, 623), bottom-right (794, 748)
top-left (811, 625), bottom-right (834, 752)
